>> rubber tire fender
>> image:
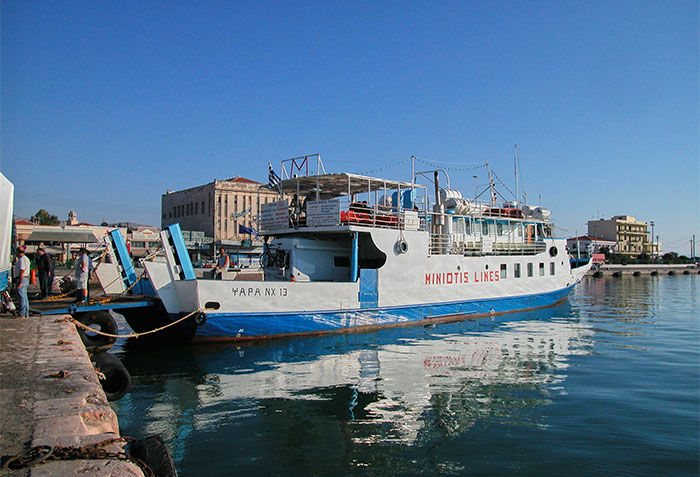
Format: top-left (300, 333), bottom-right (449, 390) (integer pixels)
top-left (74, 310), bottom-right (118, 353)
top-left (129, 435), bottom-right (178, 477)
top-left (91, 352), bottom-right (131, 401)
top-left (395, 239), bottom-right (409, 254)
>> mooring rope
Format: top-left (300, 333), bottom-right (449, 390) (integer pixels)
top-left (58, 308), bottom-right (204, 339)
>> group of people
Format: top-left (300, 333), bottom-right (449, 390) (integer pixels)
top-left (11, 246), bottom-right (90, 318)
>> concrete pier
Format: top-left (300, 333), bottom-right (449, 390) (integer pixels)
top-left (588, 264), bottom-right (700, 277)
top-left (0, 315), bottom-right (143, 476)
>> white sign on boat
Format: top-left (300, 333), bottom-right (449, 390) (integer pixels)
top-left (261, 200), bottom-right (289, 230)
top-left (306, 199), bottom-right (340, 227)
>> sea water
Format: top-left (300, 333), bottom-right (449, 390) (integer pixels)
top-left (113, 275), bottom-right (699, 476)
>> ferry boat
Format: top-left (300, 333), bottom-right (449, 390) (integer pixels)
top-left (133, 154), bottom-right (591, 342)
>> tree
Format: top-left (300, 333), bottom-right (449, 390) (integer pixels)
top-left (636, 251), bottom-right (651, 264)
top-left (662, 252), bottom-right (679, 264)
top-left (30, 209), bottom-right (59, 225)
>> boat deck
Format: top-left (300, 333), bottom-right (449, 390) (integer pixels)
top-left (29, 295), bottom-right (159, 316)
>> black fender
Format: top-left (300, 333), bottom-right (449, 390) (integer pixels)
top-left (91, 352), bottom-right (131, 401)
top-left (129, 435), bottom-right (177, 477)
top-left (74, 310), bottom-right (118, 352)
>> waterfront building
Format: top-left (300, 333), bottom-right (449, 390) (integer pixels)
top-left (127, 226), bottom-right (161, 258)
top-left (19, 212), bottom-right (128, 263)
top-left (161, 177), bottom-right (280, 262)
top-left (566, 235), bottom-right (617, 258)
top-left (586, 215), bottom-right (655, 258)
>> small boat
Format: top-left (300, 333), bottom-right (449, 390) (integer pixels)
top-left (131, 155), bottom-right (591, 342)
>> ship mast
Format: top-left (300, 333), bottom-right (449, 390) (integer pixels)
top-left (486, 161), bottom-right (497, 205)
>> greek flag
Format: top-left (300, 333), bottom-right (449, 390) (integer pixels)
top-left (238, 224), bottom-right (260, 238)
top-left (268, 163), bottom-right (281, 190)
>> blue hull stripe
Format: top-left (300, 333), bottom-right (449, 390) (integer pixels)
top-left (191, 285), bottom-right (575, 340)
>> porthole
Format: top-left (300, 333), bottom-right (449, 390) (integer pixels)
top-left (549, 246), bottom-right (558, 257)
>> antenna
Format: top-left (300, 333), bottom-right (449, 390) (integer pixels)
top-left (514, 145), bottom-right (518, 205)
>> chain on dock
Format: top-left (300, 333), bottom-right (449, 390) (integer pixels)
top-left (1, 436), bottom-right (155, 476)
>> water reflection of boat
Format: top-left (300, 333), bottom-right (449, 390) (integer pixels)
top-left (115, 307), bottom-right (593, 468)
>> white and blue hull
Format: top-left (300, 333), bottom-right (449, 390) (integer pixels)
top-left (193, 284), bottom-right (575, 341)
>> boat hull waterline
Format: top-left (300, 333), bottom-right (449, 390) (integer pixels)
top-left (187, 285), bottom-right (575, 342)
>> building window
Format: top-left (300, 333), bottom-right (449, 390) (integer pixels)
top-left (527, 263), bottom-right (534, 277)
top-left (500, 264), bottom-right (507, 279)
top-left (195, 202), bottom-right (198, 215)
top-left (201, 201), bottom-right (205, 214)
top-left (514, 263), bottom-right (521, 278)
top-left (539, 263), bottom-right (545, 276)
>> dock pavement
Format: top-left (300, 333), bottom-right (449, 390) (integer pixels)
top-left (0, 314), bottom-right (143, 476)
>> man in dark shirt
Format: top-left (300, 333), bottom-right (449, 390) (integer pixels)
top-left (36, 247), bottom-right (52, 298)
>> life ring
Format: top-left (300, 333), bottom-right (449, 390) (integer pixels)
top-left (74, 311), bottom-right (118, 353)
top-left (129, 435), bottom-right (177, 477)
top-left (395, 239), bottom-right (409, 254)
top-left (91, 352), bottom-right (130, 401)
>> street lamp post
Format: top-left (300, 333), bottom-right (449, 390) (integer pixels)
top-left (649, 221), bottom-right (655, 261)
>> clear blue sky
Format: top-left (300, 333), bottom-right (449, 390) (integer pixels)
top-left (2, 1), bottom-right (698, 254)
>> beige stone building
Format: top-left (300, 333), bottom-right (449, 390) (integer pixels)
top-left (587, 215), bottom-right (653, 257)
top-left (161, 176), bottom-right (280, 245)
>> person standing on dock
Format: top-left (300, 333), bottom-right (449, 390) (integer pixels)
top-left (215, 248), bottom-right (229, 280)
top-left (36, 247), bottom-right (52, 298)
top-left (75, 247), bottom-right (90, 303)
top-left (13, 247), bottom-right (30, 317)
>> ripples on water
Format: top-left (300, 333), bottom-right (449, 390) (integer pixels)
top-left (113, 275), bottom-right (699, 476)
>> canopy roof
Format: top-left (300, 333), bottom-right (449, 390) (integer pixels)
top-left (26, 229), bottom-right (99, 244)
top-left (276, 173), bottom-right (425, 200)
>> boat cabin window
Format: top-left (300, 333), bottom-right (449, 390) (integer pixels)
top-left (497, 223), bottom-right (504, 236)
top-left (465, 218), bottom-right (471, 235)
top-left (481, 221), bottom-right (489, 236)
top-left (539, 262), bottom-right (545, 276)
top-left (500, 264), bottom-right (507, 279)
top-left (527, 263), bottom-right (534, 277)
top-left (550, 262), bottom-right (556, 275)
top-left (514, 263), bottom-right (521, 278)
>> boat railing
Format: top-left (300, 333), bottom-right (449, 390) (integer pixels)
top-left (262, 203), bottom-right (428, 233)
top-left (428, 233), bottom-right (547, 256)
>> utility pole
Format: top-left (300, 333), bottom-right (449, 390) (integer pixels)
top-left (649, 221), bottom-right (655, 260)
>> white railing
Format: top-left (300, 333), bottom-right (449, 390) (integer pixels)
top-left (429, 234), bottom-right (547, 256)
